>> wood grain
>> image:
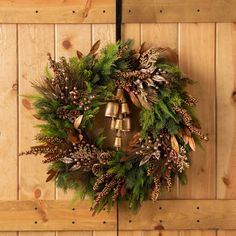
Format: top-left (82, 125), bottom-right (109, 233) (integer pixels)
top-left (0, 200), bottom-right (116, 231)
top-left (0, 24), bottom-right (17, 200)
top-left (216, 23), bottom-right (236, 236)
top-left (0, 200), bottom-right (235, 231)
top-left (178, 23), bottom-right (216, 236)
top-left (18, 24), bottom-right (55, 236)
top-left (141, 23), bottom-right (178, 50)
top-left (216, 23), bottom-right (236, 199)
top-left (56, 24), bottom-right (92, 59)
top-left (0, 0), bottom-right (115, 23)
top-left (119, 200), bottom-right (236, 230)
top-left (1, 0), bottom-right (236, 23)
top-left (178, 23), bottom-right (216, 199)
top-left (0, 23), bottom-right (17, 236)
top-left (124, 0), bottom-right (236, 23)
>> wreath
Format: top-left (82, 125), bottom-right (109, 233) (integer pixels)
top-left (21, 40), bottom-right (208, 214)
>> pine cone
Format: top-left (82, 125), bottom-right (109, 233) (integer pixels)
top-left (67, 110), bottom-right (80, 123)
top-left (92, 163), bottom-right (103, 176)
top-left (98, 152), bottom-right (111, 165)
top-left (56, 107), bottom-right (68, 120)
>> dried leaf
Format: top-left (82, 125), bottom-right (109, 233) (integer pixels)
top-left (74, 115), bottom-right (83, 130)
top-left (139, 155), bottom-right (151, 166)
top-left (139, 42), bottom-right (150, 54)
top-left (156, 47), bottom-right (178, 64)
top-left (89, 40), bottom-right (101, 55)
top-left (79, 134), bottom-right (83, 141)
top-left (70, 164), bottom-right (81, 171)
top-left (46, 169), bottom-right (57, 182)
top-left (137, 94), bottom-right (151, 110)
top-left (46, 169), bottom-right (55, 175)
top-left (76, 50), bottom-right (83, 59)
top-left (152, 74), bottom-right (166, 82)
top-left (171, 135), bottom-right (179, 153)
top-left (128, 132), bottom-right (141, 147)
top-left (183, 134), bottom-right (190, 145)
top-left (188, 137), bottom-right (196, 152)
top-left (129, 91), bottom-right (141, 108)
top-left (60, 157), bottom-right (74, 164)
top-left (184, 127), bottom-right (192, 136)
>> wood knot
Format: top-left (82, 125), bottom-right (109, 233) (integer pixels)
top-left (62, 39), bottom-right (72, 50)
top-left (222, 175), bottom-right (230, 187)
top-left (22, 99), bottom-right (32, 110)
top-left (12, 83), bottom-right (18, 91)
top-left (34, 188), bottom-right (42, 199)
top-left (232, 91), bottom-right (236, 102)
top-left (154, 224), bottom-right (165, 230)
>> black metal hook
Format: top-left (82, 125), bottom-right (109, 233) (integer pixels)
top-left (116, 0), bottom-right (122, 41)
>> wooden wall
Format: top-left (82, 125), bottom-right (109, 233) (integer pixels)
top-left (0, 22), bottom-right (236, 235)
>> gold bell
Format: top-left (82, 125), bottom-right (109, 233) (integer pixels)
top-left (122, 117), bottom-right (131, 131)
top-left (114, 136), bottom-right (122, 148)
top-left (121, 102), bottom-right (130, 114)
top-left (105, 101), bottom-right (119, 118)
top-left (116, 88), bottom-right (125, 101)
top-left (110, 117), bottom-right (116, 130)
top-left (115, 115), bottom-right (123, 130)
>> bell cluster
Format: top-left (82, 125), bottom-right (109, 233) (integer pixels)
top-left (105, 88), bottom-right (131, 149)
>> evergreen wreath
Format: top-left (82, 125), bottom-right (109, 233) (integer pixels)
top-left (21, 40), bottom-right (208, 214)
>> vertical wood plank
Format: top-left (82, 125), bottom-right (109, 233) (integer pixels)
top-left (178, 23), bottom-right (216, 198)
top-left (92, 24), bottom-right (115, 47)
top-left (123, 24), bottom-right (140, 47)
top-left (141, 22), bottom-right (179, 236)
top-left (18, 24), bottom-right (55, 236)
top-left (55, 23), bottom-right (93, 236)
top-left (216, 23), bottom-right (236, 198)
top-left (216, 23), bottom-right (236, 236)
top-left (218, 231), bottom-right (236, 236)
top-left (0, 23), bottom-right (17, 236)
top-left (141, 23), bottom-right (178, 50)
top-left (178, 23), bottom-right (216, 236)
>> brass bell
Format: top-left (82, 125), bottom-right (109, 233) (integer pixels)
top-left (114, 136), bottom-right (122, 148)
top-left (110, 117), bottom-right (116, 130)
top-left (116, 88), bottom-right (125, 101)
top-left (121, 102), bottom-right (130, 114)
top-left (115, 115), bottom-right (123, 130)
top-left (105, 101), bottom-right (119, 118)
top-left (122, 117), bottom-right (131, 131)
